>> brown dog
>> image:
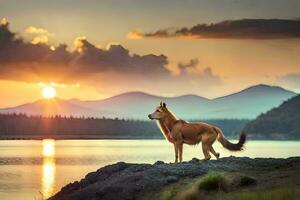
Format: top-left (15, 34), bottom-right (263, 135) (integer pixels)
top-left (148, 102), bottom-right (246, 163)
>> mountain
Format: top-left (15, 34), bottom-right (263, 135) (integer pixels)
top-left (0, 84), bottom-right (297, 119)
top-left (243, 94), bottom-right (300, 139)
top-left (69, 92), bottom-right (210, 119)
top-left (206, 84), bottom-right (296, 119)
top-left (0, 98), bottom-right (111, 118)
top-left (69, 84), bottom-right (297, 119)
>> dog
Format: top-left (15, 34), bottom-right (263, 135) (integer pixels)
top-left (148, 102), bottom-right (246, 163)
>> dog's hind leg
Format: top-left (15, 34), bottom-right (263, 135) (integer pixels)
top-left (209, 146), bottom-right (220, 159)
top-left (201, 143), bottom-right (211, 161)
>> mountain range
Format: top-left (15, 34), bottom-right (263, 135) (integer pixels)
top-left (0, 84), bottom-right (297, 119)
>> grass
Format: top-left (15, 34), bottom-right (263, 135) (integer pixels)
top-left (161, 172), bottom-right (227, 200)
top-left (160, 187), bottom-right (180, 200)
top-left (161, 171), bottom-right (300, 200)
top-left (197, 172), bottom-right (227, 191)
top-left (223, 187), bottom-right (300, 200)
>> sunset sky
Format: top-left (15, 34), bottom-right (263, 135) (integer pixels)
top-left (0, 0), bottom-right (300, 107)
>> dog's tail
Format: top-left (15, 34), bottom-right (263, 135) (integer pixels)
top-left (214, 127), bottom-right (246, 151)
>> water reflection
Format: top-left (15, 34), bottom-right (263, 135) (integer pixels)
top-left (41, 139), bottom-right (56, 198)
top-left (43, 139), bottom-right (55, 157)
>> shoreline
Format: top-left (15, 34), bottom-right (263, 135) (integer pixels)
top-left (0, 136), bottom-right (299, 141)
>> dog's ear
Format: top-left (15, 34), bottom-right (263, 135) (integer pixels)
top-left (160, 101), bottom-right (163, 107)
top-left (162, 102), bottom-right (166, 108)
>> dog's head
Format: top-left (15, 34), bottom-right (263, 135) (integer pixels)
top-left (148, 102), bottom-right (168, 120)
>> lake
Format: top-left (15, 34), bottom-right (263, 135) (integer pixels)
top-left (0, 139), bottom-right (299, 200)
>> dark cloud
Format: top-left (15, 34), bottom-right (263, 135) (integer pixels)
top-left (74, 38), bottom-right (168, 74)
top-left (176, 58), bottom-right (221, 87)
top-left (178, 58), bottom-right (199, 74)
top-left (129, 19), bottom-right (300, 40)
top-left (0, 19), bottom-right (222, 91)
top-left (0, 20), bottom-right (169, 83)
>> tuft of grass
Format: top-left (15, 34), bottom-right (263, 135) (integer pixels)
top-left (197, 172), bottom-right (227, 191)
top-left (224, 187), bottom-right (300, 200)
top-left (160, 187), bottom-right (180, 200)
top-left (175, 187), bottom-right (200, 200)
top-left (161, 172), bottom-right (228, 200)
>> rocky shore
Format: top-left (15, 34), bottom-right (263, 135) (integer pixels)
top-left (49, 156), bottom-right (300, 200)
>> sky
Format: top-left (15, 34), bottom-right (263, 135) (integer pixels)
top-left (0, 0), bottom-right (300, 107)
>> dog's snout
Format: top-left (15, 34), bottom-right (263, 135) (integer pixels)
top-left (148, 114), bottom-right (152, 119)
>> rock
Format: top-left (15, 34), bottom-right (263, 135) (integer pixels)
top-left (166, 176), bottom-right (179, 183)
top-left (154, 160), bottom-right (164, 165)
top-left (101, 162), bottom-right (130, 174)
top-left (49, 156), bottom-right (300, 200)
top-left (60, 181), bottom-right (80, 194)
top-left (238, 176), bottom-right (257, 187)
top-left (190, 157), bottom-right (200, 163)
top-left (79, 179), bottom-right (90, 188)
top-left (85, 171), bottom-right (98, 183)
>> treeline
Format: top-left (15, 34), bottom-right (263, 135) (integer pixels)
top-left (0, 113), bottom-right (249, 139)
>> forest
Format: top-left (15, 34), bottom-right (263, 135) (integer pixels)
top-left (0, 113), bottom-right (248, 139)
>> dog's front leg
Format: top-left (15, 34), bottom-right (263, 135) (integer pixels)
top-left (178, 142), bottom-right (183, 162)
top-left (174, 143), bottom-right (178, 163)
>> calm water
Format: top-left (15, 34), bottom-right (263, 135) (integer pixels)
top-left (0, 139), bottom-right (299, 200)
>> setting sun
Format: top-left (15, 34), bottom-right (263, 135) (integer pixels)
top-left (42, 86), bottom-right (56, 99)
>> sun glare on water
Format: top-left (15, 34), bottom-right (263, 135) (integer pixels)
top-left (41, 139), bottom-right (56, 198)
top-left (42, 86), bottom-right (56, 99)
top-left (42, 139), bottom-right (55, 157)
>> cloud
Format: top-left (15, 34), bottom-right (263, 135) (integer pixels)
top-left (31, 35), bottom-right (49, 44)
top-left (128, 19), bottom-right (300, 40)
top-left (176, 58), bottom-right (221, 87)
top-left (178, 58), bottom-right (199, 74)
top-left (25, 26), bottom-right (50, 35)
top-left (191, 67), bottom-right (222, 86)
top-left (0, 18), bottom-right (169, 83)
top-left (0, 18), bottom-right (9, 26)
top-left (276, 73), bottom-right (300, 91)
top-left (126, 29), bottom-right (143, 40)
top-left (24, 25), bottom-right (53, 45)
top-left (0, 18), bottom-right (222, 93)
top-left (72, 37), bottom-right (169, 74)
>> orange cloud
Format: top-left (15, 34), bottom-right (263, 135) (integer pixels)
top-left (0, 17), bottom-right (9, 26)
top-left (31, 35), bottom-right (49, 45)
top-left (74, 36), bottom-right (86, 53)
top-left (25, 26), bottom-right (49, 35)
top-left (25, 25), bottom-right (53, 45)
top-left (126, 29), bottom-right (143, 39)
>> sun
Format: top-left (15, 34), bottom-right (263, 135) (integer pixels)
top-left (42, 86), bottom-right (56, 99)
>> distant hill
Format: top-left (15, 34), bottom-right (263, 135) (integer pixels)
top-left (206, 84), bottom-right (296, 119)
top-left (0, 99), bottom-right (111, 118)
top-left (0, 84), bottom-right (297, 119)
top-left (69, 92), bottom-right (210, 119)
top-left (243, 94), bottom-right (300, 139)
